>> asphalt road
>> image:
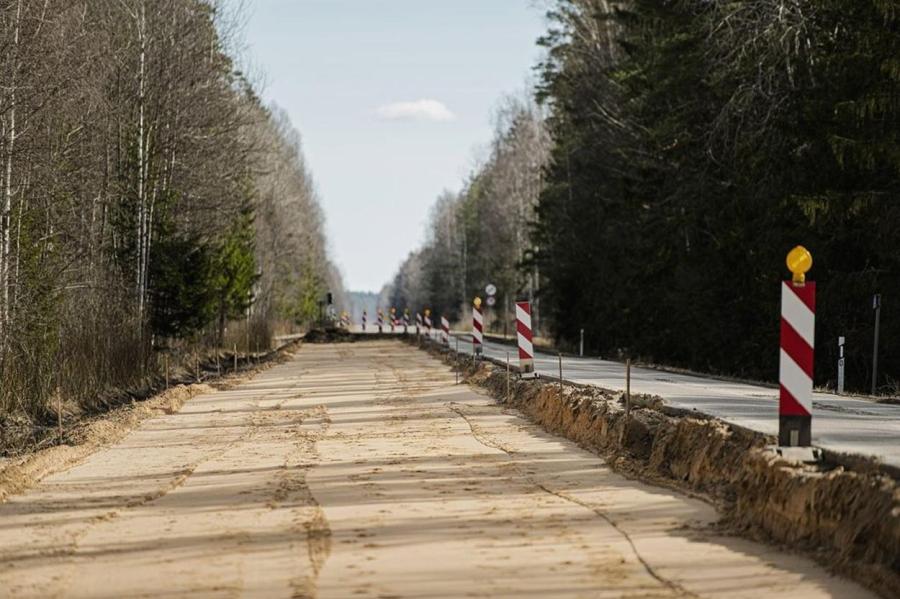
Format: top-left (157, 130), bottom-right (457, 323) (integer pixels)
top-left (356, 326), bottom-right (900, 469)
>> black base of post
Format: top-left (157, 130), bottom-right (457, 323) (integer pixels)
top-left (778, 415), bottom-right (811, 447)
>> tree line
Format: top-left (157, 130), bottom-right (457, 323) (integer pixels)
top-left (386, 0), bottom-right (898, 394)
top-left (0, 0), bottom-right (341, 429)
top-left (380, 96), bottom-right (550, 333)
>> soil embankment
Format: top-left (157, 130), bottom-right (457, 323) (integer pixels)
top-left (418, 339), bottom-right (899, 598)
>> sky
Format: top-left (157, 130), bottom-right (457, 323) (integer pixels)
top-left (242, 0), bottom-right (548, 292)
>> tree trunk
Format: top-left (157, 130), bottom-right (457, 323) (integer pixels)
top-left (1, 0), bottom-right (22, 341)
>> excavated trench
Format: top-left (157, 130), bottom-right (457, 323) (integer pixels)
top-left (413, 338), bottom-right (900, 599)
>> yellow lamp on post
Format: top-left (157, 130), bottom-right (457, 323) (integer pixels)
top-left (424, 309), bottom-right (431, 317)
top-left (473, 297), bottom-right (482, 309)
top-left (786, 245), bottom-right (813, 284)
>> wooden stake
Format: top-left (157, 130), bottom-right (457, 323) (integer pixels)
top-left (164, 354), bottom-right (169, 389)
top-left (233, 343), bottom-right (238, 372)
top-left (558, 353), bottom-right (563, 392)
top-left (626, 358), bottom-right (632, 418)
top-left (57, 391), bottom-right (63, 445)
top-left (455, 337), bottom-right (459, 384)
top-left (506, 352), bottom-right (510, 402)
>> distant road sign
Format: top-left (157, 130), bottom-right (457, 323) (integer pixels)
top-left (485, 284), bottom-right (497, 296)
top-left (486, 296), bottom-right (496, 307)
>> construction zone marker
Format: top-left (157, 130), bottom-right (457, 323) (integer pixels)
top-left (516, 300), bottom-right (536, 378)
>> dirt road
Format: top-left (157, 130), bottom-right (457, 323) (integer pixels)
top-left (0, 341), bottom-right (873, 598)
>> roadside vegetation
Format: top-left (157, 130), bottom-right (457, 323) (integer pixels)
top-left (0, 1), bottom-right (341, 436)
top-left (384, 0), bottom-right (899, 394)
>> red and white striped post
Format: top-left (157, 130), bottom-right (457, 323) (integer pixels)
top-left (361, 310), bottom-right (367, 332)
top-left (377, 309), bottom-right (384, 334)
top-left (424, 309), bottom-right (432, 338)
top-left (416, 312), bottom-right (423, 335)
top-left (516, 300), bottom-right (535, 377)
top-left (779, 246), bottom-right (815, 447)
top-left (472, 297), bottom-right (484, 356)
top-left (441, 316), bottom-right (450, 346)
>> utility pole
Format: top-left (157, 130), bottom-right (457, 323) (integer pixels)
top-left (872, 294), bottom-right (881, 396)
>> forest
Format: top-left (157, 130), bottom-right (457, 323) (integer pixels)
top-left (383, 0), bottom-right (899, 394)
top-left (0, 1), bottom-right (341, 430)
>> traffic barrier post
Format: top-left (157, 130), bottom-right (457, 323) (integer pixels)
top-left (472, 297), bottom-right (484, 357)
top-left (837, 336), bottom-right (845, 395)
top-left (779, 246), bottom-right (815, 447)
top-left (516, 300), bottom-right (536, 378)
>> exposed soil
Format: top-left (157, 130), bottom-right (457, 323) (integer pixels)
top-left (0, 340), bottom-right (876, 598)
top-left (0, 343), bottom-right (297, 503)
top-left (420, 340), bottom-right (900, 599)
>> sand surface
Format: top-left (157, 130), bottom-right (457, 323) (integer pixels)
top-left (0, 341), bottom-right (873, 598)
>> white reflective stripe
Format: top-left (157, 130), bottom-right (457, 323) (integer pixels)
top-left (779, 348), bottom-right (813, 413)
top-left (441, 317), bottom-right (449, 328)
top-left (515, 305), bottom-right (531, 330)
top-left (517, 333), bottom-right (533, 358)
top-left (781, 283), bottom-right (815, 348)
top-left (473, 310), bottom-right (483, 325)
top-left (473, 329), bottom-right (483, 343)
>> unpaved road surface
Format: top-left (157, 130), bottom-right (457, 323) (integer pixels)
top-left (0, 341), bottom-right (873, 598)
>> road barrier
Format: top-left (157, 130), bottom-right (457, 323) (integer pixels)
top-left (516, 300), bottom-right (535, 376)
top-left (441, 316), bottom-right (450, 345)
top-left (472, 299), bottom-right (484, 356)
top-left (780, 246), bottom-right (815, 447)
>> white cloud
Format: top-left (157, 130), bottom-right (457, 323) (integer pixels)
top-left (376, 99), bottom-right (455, 122)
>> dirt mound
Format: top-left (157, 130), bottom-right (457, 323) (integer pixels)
top-left (417, 341), bottom-right (900, 599)
top-left (303, 327), bottom-right (354, 343)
